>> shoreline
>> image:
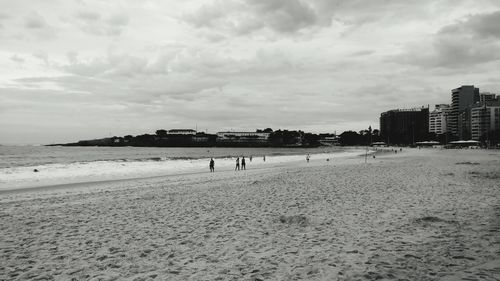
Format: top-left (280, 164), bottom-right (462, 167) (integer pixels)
top-left (0, 148), bottom-right (369, 193)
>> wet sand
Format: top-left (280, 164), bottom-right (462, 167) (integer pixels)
top-left (1, 148), bottom-right (499, 280)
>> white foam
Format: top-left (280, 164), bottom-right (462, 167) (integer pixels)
top-left (0, 149), bottom-right (364, 190)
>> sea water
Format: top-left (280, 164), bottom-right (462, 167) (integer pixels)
top-left (0, 145), bottom-right (365, 190)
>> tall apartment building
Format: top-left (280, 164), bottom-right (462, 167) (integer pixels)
top-left (429, 104), bottom-right (450, 135)
top-left (470, 103), bottom-right (500, 141)
top-left (480, 93), bottom-right (497, 103)
top-left (380, 107), bottom-right (429, 145)
top-left (450, 85), bottom-right (479, 139)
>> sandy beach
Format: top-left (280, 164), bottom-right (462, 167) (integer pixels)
top-left (1, 148), bottom-right (500, 280)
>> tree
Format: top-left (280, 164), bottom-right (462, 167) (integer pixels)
top-left (339, 131), bottom-right (363, 146)
top-left (135, 134), bottom-right (156, 146)
top-left (156, 129), bottom-right (167, 138)
top-left (269, 130), bottom-right (302, 146)
top-left (303, 133), bottom-right (320, 146)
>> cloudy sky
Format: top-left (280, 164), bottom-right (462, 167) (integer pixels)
top-left (1, 0), bottom-right (500, 144)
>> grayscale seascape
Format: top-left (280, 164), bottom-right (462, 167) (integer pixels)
top-left (1, 1), bottom-right (500, 280)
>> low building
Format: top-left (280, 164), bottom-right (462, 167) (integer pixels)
top-left (168, 129), bottom-right (196, 135)
top-left (217, 131), bottom-right (270, 140)
top-left (319, 135), bottom-right (339, 146)
top-left (216, 131), bottom-right (270, 146)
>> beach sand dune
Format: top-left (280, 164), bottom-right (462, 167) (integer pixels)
top-left (1, 149), bottom-right (500, 280)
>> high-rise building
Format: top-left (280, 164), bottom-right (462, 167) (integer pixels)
top-left (480, 93), bottom-right (497, 103)
top-left (450, 85), bottom-right (479, 139)
top-left (380, 107), bottom-right (429, 145)
top-left (470, 102), bottom-right (500, 141)
top-left (429, 104), bottom-right (450, 135)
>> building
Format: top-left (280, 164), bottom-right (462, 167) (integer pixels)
top-left (480, 93), bottom-right (497, 104)
top-left (449, 85), bottom-right (479, 139)
top-left (167, 129), bottom-right (197, 135)
top-left (470, 102), bottom-right (500, 142)
top-left (216, 131), bottom-right (271, 146)
top-left (380, 107), bottom-right (429, 145)
top-left (192, 132), bottom-right (216, 144)
top-left (429, 104), bottom-right (450, 135)
top-left (319, 135), bottom-right (340, 146)
top-left (216, 131), bottom-right (270, 141)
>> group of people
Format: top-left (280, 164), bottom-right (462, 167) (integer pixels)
top-left (234, 157), bottom-right (246, 171)
top-left (209, 155), bottom-right (263, 172)
top-left (210, 152), bottom-right (345, 172)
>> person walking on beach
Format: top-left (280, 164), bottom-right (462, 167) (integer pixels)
top-left (209, 158), bottom-right (215, 172)
top-left (263, 155), bottom-right (266, 162)
top-left (249, 155), bottom-right (252, 162)
top-left (306, 154), bottom-right (310, 163)
top-left (235, 157), bottom-right (240, 171)
top-left (241, 156), bottom-right (246, 170)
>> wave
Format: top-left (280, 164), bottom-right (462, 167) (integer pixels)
top-left (0, 149), bottom-right (364, 191)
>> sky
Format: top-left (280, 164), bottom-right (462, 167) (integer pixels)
top-left (1, 0), bottom-right (500, 144)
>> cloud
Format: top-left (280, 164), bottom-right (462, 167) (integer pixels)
top-left (66, 51), bottom-right (78, 64)
top-left (349, 50), bottom-right (375, 57)
top-left (393, 37), bottom-right (500, 68)
top-left (0, 12), bottom-right (8, 28)
top-left (61, 53), bottom-right (168, 78)
top-left (248, 0), bottom-right (320, 33)
top-left (2, 1), bottom-right (500, 144)
top-left (390, 10), bottom-right (500, 68)
top-left (186, 0), bottom-right (459, 36)
top-left (11, 50), bottom-right (231, 105)
top-left (184, 0), bottom-right (477, 39)
top-left (184, 0), bottom-right (325, 36)
top-left (76, 11), bottom-right (101, 22)
top-left (439, 10), bottom-right (500, 39)
top-left (33, 50), bottom-right (49, 64)
top-left (22, 11), bottom-right (56, 39)
top-left (73, 10), bottom-right (129, 36)
top-left (25, 12), bottom-right (48, 29)
top-left (10, 54), bottom-right (25, 63)
top-left (107, 14), bottom-right (129, 26)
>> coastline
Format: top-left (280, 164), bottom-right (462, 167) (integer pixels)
top-left (0, 149), bottom-right (369, 195)
top-left (1, 148), bottom-right (499, 280)
top-left (0, 147), bottom-right (366, 192)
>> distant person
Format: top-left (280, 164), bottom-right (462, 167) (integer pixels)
top-left (241, 156), bottom-right (246, 170)
top-left (263, 155), bottom-right (266, 162)
top-left (306, 154), bottom-right (310, 163)
top-left (400, 148), bottom-right (402, 152)
top-left (249, 155), bottom-right (252, 162)
top-left (209, 158), bottom-right (215, 172)
top-left (235, 157), bottom-right (240, 171)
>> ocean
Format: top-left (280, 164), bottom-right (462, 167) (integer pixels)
top-left (0, 145), bottom-right (364, 190)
